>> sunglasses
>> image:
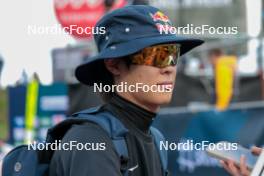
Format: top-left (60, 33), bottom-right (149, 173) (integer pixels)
top-left (129, 44), bottom-right (181, 68)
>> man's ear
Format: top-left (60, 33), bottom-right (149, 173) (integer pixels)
top-left (104, 59), bottom-right (122, 76)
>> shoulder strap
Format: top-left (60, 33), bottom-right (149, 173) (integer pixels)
top-left (46, 106), bottom-right (129, 175)
top-left (73, 107), bottom-right (130, 176)
top-left (150, 127), bottom-right (168, 176)
top-left (73, 108), bottom-right (168, 175)
top-left (72, 108), bottom-right (129, 160)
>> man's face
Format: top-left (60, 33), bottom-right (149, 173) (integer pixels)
top-left (105, 58), bottom-right (177, 112)
top-left (123, 63), bottom-right (176, 105)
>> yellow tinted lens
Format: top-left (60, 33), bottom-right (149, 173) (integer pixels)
top-left (131, 44), bottom-right (180, 68)
top-left (153, 45), bottom-right (180, 68)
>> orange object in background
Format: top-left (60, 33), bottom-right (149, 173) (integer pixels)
top-left (215, 56), bottom-right (237, 111)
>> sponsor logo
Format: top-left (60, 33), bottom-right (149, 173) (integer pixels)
top-left (150, 11), bottom-right (173, 34)
top-left (150, 11), bottom-right (170, 23)
top-left (128, 164), bottom-right (139, 172)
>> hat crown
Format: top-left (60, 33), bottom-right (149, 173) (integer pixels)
top-left (94, 5), bottom-right (173, 52)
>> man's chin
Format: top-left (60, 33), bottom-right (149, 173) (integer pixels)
top-left (154, 95), bottom-right (173, 105)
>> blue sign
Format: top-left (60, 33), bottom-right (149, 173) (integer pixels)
top-left (154, 107), bottom-right (264, 176)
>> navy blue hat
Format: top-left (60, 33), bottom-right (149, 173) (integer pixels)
top-left (76, 5), bottom-right (204, 86)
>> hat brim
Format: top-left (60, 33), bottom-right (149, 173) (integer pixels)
top-left (76, 35), bottom-right (204, 86)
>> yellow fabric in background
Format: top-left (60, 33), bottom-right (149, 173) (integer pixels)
top-left (215, 56), bottom-right (237, 111)
top-left (25, 80), bottom-right (39, 143)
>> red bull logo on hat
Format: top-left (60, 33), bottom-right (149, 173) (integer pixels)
top-left (150, 11), bottom-right (173, 34)
top-left (150, 11), bottom-right (170, 23)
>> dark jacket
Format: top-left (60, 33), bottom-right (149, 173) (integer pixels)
top-left (49, 93), bottom-right (163, 176)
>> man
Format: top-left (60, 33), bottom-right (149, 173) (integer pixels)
top-left (48, 5), bottom-right (261, 176)
top-left (49, 5), bottom-right (203, 176)
top-left (208, 48), bottom-right (238, 110)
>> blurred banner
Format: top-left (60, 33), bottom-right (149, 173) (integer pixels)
top-left (7, 86), bottom-right (26, 144)
top-left (51, 45), bottom-right (91, 84)
top-left (54, 0), bottom-right (127, 39)
top-left (151, 0), bottom-right (247, 35)
top-left (36, 83), bottom-right (69, 141)
top-left (154, 105), bottom-right (264, 176)
top-left (7, 83), bottom-right (68, 144)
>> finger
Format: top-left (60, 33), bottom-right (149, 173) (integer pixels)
top-left (240, 155), bottom-right (250, 176)
top-left (220, 160), bottom-right (233, 174)
top-left (251, 147), bottom-right (262, 155)
top-left (227, 160), bottom-right (240, 176)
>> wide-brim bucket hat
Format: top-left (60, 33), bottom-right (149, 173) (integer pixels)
top-left (75, 5), bottom-right (204, 86)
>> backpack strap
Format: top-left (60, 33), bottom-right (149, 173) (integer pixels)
top-left (46, 106), bottom-right (130, 176)
top-left (72, 109), bottom-right (129, 162)
top-left (150, 127), bottom-right (169, 176)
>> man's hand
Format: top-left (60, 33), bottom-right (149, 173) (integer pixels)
top-left (220, 147), bottom-right (262, 176)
